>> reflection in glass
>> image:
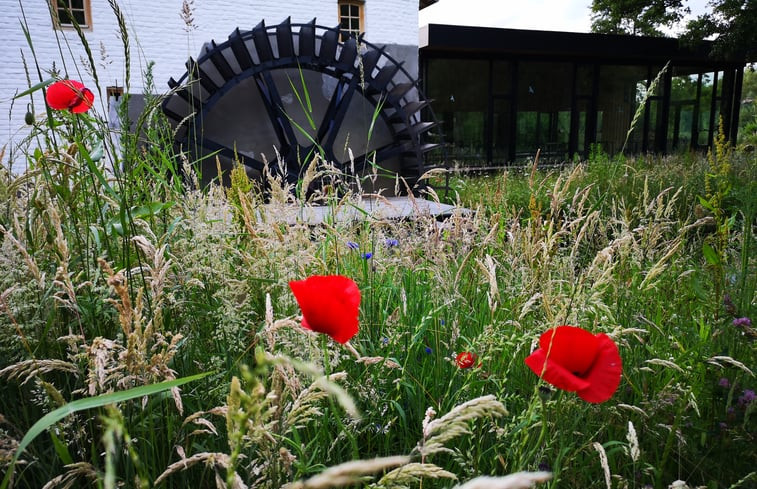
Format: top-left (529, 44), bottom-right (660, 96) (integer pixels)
top-left (426, 58), bottom-right (488, 165)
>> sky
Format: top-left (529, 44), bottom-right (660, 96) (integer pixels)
top-left (419, 0), bottom-right (712, 34)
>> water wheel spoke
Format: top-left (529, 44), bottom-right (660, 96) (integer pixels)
top-left (317, 76), bottom-right (361, 150)
top-left (253, 71), bottom-right (299, 151)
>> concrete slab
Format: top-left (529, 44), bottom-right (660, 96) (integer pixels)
top-left (264, 196), bottom-right (471, 225)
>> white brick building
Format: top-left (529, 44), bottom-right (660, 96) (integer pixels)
top-left (0, 0), bottom-right (420, 158)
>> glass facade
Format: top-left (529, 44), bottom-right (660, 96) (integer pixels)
top-left (422, 46), bottom-right (743, 167)
top-left (425, 58), bottom-right (489, 165)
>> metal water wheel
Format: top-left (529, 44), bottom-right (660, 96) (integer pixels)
top-left (162, 18), bottom-right (442, 196)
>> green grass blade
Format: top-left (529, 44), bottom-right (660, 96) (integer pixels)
top-left (1, 372), bottom-right (212, 489)
top-left (13, 78), bottom-right (56, 99)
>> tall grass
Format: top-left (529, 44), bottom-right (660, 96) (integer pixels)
top-left (1, 5), bottom-right (756, 489)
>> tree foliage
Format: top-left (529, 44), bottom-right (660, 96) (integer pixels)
top-left (590, 0), bottom-right (688, 36)
top-left (684, 0), bottom-right (757, 60)
top-left (591, 0), bottom-right (756, 60)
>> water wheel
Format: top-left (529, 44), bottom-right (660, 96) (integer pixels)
top-left (162, 18), bottom-right (442, 195)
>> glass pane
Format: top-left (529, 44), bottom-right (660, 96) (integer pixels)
top-left (668, 67), bottom-right (700, 151)
top-left (646, 99), bottom-right (662, 150)
top-left (515, 61), bottom-right (572, 162)
top-left (492, 98), bottom-right (511, 165)
top-left (71, 0), bottom-right (84, 9)
top-left (58, 9), bottom-right (73, 24)
top-left (73, 9), bottom-right (86, 25)
top-left (350, 5), bottom-right (359, 16)
top-left (492, 61), bottom-right (511, 96)
top-left (575, 99), bottom-right (589, 155)
top-left (576, 64), bottom-right (594, 97)
top-left (340, 4), bottom-right (349, 16)
top-left (425, 58), bottom-right (488, 166)
top-left (698, 72), bottom-right (715, 146)
top-left (350, 19), bottom-right (359, 30)
top-left (596, 64), bottom-right (648, 155)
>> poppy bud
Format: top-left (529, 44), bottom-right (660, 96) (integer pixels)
top-left (25, 110), bottom-right (35, 125)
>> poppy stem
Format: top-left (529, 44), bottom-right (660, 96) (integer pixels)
top-left (535, 396), bottom-right (549, 454)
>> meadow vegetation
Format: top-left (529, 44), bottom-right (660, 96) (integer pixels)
top-left (0, 9), bottom-right (756, 489)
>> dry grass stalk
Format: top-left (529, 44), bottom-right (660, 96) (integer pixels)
top-left (374, 462), bottom-right (457, 487)
top-left (0, 224), bottom-right (43, 288)
top-left (706, 356), bottom-right (755, 376)
top-left (154, 452), bottom-right (245, 487)
top-left (0, 359), bottom-right (78, 385)
top-left (40, 462), bottom-right (98, 489)
top-left (419, 395), bottom-right (507, 457)
top-left (454, 472), bottom-right (552, 489)
top-left (593, 442), bottom-right (612, 489)
top-left (627, 421), bottom-right (640, 462)
top-left (282, 456), bottom-right (410, 489)
top-left (93, 257), bottom-right (183, 411)
top-left (645, 358), bottom-right (685, 373)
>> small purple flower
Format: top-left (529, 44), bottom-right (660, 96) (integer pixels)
top-left (733, 317), bottom-right (752, 327)
top-left (424, 346), bottom-right (433, 354)
top-left (719, 377), bottom-right (731, 388)
top-left (440, 319), bottom-right (445, 326)
top-left (738, 389), bottom-right (756, 406)
top-left (346, 241), bottom-right (360, 250)
top-left (719, 421), bottom-right (728, 430)
top-left (385, 238), bottom-right (399, 248)
top-left (381, 337), bottom-right (389, 345)
top-left (362, 252), bottom-right (373, 260)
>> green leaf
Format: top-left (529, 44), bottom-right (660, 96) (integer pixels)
top-left (90, 140), bottom-right (104, 162)
top-left (50, 430), bottom-right (74, 466)
top-left (132, 201), bottom-right (174, 219)
top-left (89, 225), bottom-right (102, 251)
top-left (0, 372), bottom-right (212, 489)
top-left (697, 195), bottom-right (715, 212)
top-left (702, 242), bottom-right (720, 265)
top-left (78, 143), bottom-right (118, 199)
top-left (13, 78), bottom-right (56, 100)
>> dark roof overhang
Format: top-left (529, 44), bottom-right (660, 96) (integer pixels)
top-left (420, 23), bottom-right (745, 66)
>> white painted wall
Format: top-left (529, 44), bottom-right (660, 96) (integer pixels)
top-left (0, 0), bottom-right (418, 156)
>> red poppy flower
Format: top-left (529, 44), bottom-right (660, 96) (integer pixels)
top-left (456, 351), bottom-right (477, 369)
top-left (45, 79), bottom-right (94, 113)
top-left (524, 325), bottom-right (622, 403)
top-left (289, 275), bottom-right (360, 344)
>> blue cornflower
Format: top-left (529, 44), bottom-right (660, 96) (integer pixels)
top-left (362, 252), bottom-right (373, 260)
top-left (346, 241), bottom-right (360, 250)
top-left (385, 238), bottom-right (399, 248)
top-left (425, 346), bottom-right (433, 354)
top-left (381, 337), bottom-right (389, 345)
